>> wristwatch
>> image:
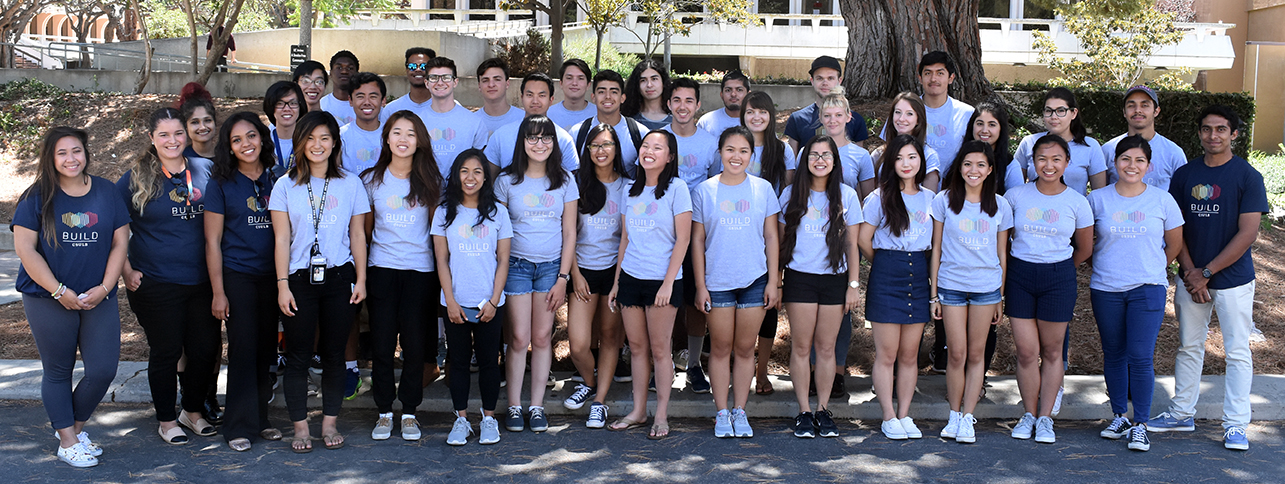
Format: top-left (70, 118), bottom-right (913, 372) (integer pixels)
top-left (848, 280), bottom-right (859, 289)
top-left (557, 273), bottom-right (571, 282)
top-left (1202, 268), bottom-right (1213, 279)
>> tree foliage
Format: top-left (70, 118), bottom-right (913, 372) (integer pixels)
top-left (500, 0), bottom-right (577, 75)
top-left (286, 0), bottom-right (394, 28)
top-left (495, 27), bottom-right (551, 78)
top-left (1032, 0), bottom-right (1188, 90)
top-left (0, 0), bottom-right (53, 68)
top-left (622, 0), bottom-right (759, 61)
top-left (578, 0), bottom-right (629, 70)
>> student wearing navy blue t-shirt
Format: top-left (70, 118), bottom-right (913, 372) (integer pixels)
top-left (13, 128), bottom-right (129, 467)
top-left (204, 112), bottom-right (284, 451)
top-left (117, 107), bottom-right (221, 445)
top-left (1154, 106), bottom-right (1268, 451)
top-left (784, 56), bottom-right (869, 155)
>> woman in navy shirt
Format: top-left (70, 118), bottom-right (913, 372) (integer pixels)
top-left (118, 107), bottom-right (220, 445)
top-left (14, 127), bottom-right (129, 467)
top-left (204, 111), bottom-right (283, 451)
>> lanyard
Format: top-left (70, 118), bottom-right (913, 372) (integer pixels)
top-left (273, 130), bottom-right (294, 171)
top-left (306, 177), bottom-right (330, 255)
top-left (160, 163), bottom-right (192, 206)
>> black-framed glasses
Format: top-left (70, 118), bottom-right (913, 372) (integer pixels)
top-left (275, 100), bottom-right (299, 111)
top-left (426, 74), bottom-right (455, 83)
top-left (807, 152), bottom-right (835, 162)
top-left (525, 135), bottom-right (554, 145)
top-left (406, 62), bottom-right (428, 71)
top-left (252, 178), bottom-right (268, 212)
top-left (1043, 107), bottom-right (1071, 118)
top-left (167, 172), bottom-right (190, 202)
top-left (589, 142), bottom-right (615, 151)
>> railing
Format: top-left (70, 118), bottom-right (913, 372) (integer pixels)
top-left (2, 41), bottom-right (290, 73)
top-left (975, 17), bottom-right (1235, 41)
top-left (624, 11), bottom-right (845, 33)
top-left (353, 8), bottom-right (535, 27)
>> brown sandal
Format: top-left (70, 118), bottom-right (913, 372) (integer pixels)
top-left (755, 377), bottom-right (775, 395)
top-left (322, 432), bottom-right (345, 450)
top-left (290, 435), bottom-right (312, 453)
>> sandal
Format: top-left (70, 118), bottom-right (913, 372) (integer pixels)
top-left (290, 436), bottom-right (313, 454)
top-left (228, 438), bottom-right (251, 452)
top-left (755, 377), bottom-right (775, 395)
top-left (260, 428), bottom-right (283, 441)
top-left (158, 425), bottom-right (189, 445)
top-left (178, 412), bottom-right (217, 437)
top-left (608, 417), bottom-right (646, 431)
top-left (647, 423), bottom-right (670, 440)
top-left (322, 432), bottom-right (345, 450)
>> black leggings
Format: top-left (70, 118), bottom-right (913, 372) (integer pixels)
top-left (758, 307), bottom-right (779, 339)
top-left (367, 267), bottom-right (438, 415)
top-left (127, 278), bottom-right (220, 422)
top-left (220, 269), bottom-right (279, 442)
top-left (444, 308), bottom-right (502, 412)
top-left (24, 295), bottom-right (120, 430)
top-left (282, 264), bottom-right (357, 422)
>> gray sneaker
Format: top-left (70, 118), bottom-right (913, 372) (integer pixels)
top-left (371, 413), bottom-right (393, 440)
top-left (401, 416), bottom-right (422, 441)
top-left (446, 416), bottom-right (471, 446)
top-left (1011, 412), bottom-right (1036, 439)
top-left (714, 409), bottom-right (734, 438)
top-left (479, 416), bottom-right (500, 445)
top-left (731, 408), bottom-right (753, 438)
top-left (1035, 416), bottom-right (1056, 444)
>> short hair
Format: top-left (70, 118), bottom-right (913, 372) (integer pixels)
top-left (918, 50), bottom-right (957, 76)
top-left (476, 57), bottom-right (509, 79)
top-left (560, 58), bottom-right (591, 79)
top-left (720, 69), bottom-right (751, 90)
top-left (1197, 104), bottom-right (1241, 133)
top-left (348, 72), bottom-right (386, 98)
top-left (291, 60), bottom-right (327, 86)
top-left (263, 80), bottom-right (307, 125)
top-left (670, 77), bottom-right (701, 102)
top-left (817, 89), bottom-right (849, 112)
top-left (426, 56), bottom-right (457, 76)
top-left (329, 50), bottom-right (359, 70)
top-left (405, 47), bottom-right (436, 61)
top-left (592, 69), bottom-right (624, 91)
top-left (520, 72), bottom-right (555, 95)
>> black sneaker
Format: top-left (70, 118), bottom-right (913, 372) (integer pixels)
top-left (830, 374), bottom-right (847, 400)
top-left (686, 365), bottom-right (711, 394)
top-left (814, 408), bottom-right (839, 437)
top-left (614, 357), bottom-right (632, 383)
top-left (794, 412), bottom-right (816, 438)
top-left (528, 406), bottom-right (548, 432)
top-left (505, 405), bottom-right (524, 432)
top-left (1100, 414), bottom-right (1131, 439)
top-left (808, 371), bottom-right (817, 397)
top-left (648, 375), bottom-right (656, 392)
top-left (1128, 424), bottom-right (1150, 451)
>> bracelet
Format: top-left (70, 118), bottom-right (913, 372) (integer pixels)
top-left (929, 297), bottom-right (940, 304)
top-left (51, 283), bottom-right (65, 299)
top-left (486, 299), bottom-right (497, 309)
top-left (277, 277), bottom-right (289, 282)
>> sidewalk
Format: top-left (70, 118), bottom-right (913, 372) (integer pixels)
top-left (1, 359), bottom-right (1282, 420)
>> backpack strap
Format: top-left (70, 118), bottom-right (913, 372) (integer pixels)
top-left (624, 117), bottom-right (644, 152)
top-left (575, 117), bottom-right (595, 154)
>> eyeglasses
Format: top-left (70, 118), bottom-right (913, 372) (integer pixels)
top-left (426, 74), bottom-right (455, 83)
top-left (252, 178), bottom-right (268, 212)
top-left (168, 172), bottom-right (190, 202)
top-left (275, 100), bottom-right (299, 111)
top-left (1043, 107), bottom-right (1071, 118)
top-left (297, 77), bottom-right (326, 88)
top-left (525, 135), bottom-right (555, 145)
top-left (589, 142), bottom-right (615, 151)
top-left (406, 62), bottom-right (428, 71)
top-left (807, 152), bottom-right (835, 162)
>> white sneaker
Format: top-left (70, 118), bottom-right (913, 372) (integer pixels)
top-left (54, 431), bottom-right (102, 457)
top-left (446, 417), bottom-right (472, 446)
top-left (479, 416), bottom-right (500, 445)
top-left (1011, 412), bottom-right (1036, 439)
top-left (881, 418), bottom-right (908, 440)
top-left (956, 414), bottom-right (977, 444)
top-left (57, 443), bottom-right (97, 468)
top-left (731, 408), bottom-right (753, 437)
top-left (371, 413), bottom-right (393, 440)
top-left (401, 416), bottom-right (422, 441)
top-left (714, 409), bottom-right (734, 438)
top-left (1035, 416), bottom-right (1056, 443)
top-left (899, 417), bottom-right (922, 439)
top-left (1051, 386), bottom-right (1064, 417)
top-left (940, 410), bottom-right (961, 439)
top-left (1249, 327), bottom-right (1267, 343)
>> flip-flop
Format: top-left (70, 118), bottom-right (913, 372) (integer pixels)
top-left (291, 436), bottom-right (313, 454)
top-left (755, 378), bottom-right (775, 395)
top-left (647, 423), bottom-right (670, 440)
top-left (608, 417), bottom-right (646, 431)
top-left (323, 432), bottom-right (345, 450)
top-left (260, 428), bottom-right (283, 441)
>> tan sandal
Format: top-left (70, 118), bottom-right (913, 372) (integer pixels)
top-left (228, 438), bottom-right (251, 452)
top-left (158, 425), bottom-right (189, 445)
top-left (178, 412), bottom-right (217, 437)
top-left (259, 428), bottom-right (283, 441)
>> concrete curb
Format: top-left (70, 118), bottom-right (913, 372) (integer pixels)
top-left (3, 360), bottom-right (1282, 421)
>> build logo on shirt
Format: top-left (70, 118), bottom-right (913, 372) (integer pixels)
top-left (803, 204), bottom-right (829, 235)
top-left (523, 193), bottom-right (556, 208)
top-left (957, 218), bottom-right (992, 233)
top-left (683, 154), bottom-right (700, 168)
top-left (60, 212), bottom-right (99, 247)
top-left (956, 218), bottom-right (993, 250)
top-left (1024, 207), bottom-right (1060, 223)
top-left (456, 223), bottom-right (491, 255)
top-left (1189, 183), bottom-right (1222, 218)
top-left (243, 197), bottom-right (271, 229)
top-left (717, 198), bottom-right (753, 231)
top-left (458, 223), bottom-right (489, 239)
top-left (429, 128), bottom-right (458, 142)
top-left (1109, 210), bottom-right (1147, 237)
top-left (354, 148), bottom-right (377, 165)
top-left (587, 200), bottom-right (620, 229)
top-left (630, 201), bottom-right (658, 216)
top-left (169, 187), bottom-right (205, 220)
top-left (385, 195), bottom-right (420, 210)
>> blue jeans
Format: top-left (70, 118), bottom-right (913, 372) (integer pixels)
top-left (1090, 285), bottom-right (1166, 423)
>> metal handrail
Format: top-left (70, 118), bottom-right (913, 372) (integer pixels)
top-left (3, 41), bottom-right (290, 74)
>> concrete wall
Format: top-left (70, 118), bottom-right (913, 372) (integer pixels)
top-left (1243, 44), bottom-right (1285, 151)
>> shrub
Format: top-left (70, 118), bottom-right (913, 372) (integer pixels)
top-left (494, 28), bottom-right (551, 78)
top-left (562, 36), bottom-right (639, 77)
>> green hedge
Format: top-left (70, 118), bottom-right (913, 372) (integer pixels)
top-left (995, 85), bottom-right (1256, 160)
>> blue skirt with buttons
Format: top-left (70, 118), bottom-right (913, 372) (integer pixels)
top-left (864, 249), bottom-right (931, 324)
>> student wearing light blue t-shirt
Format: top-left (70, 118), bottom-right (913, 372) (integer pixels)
top-left (1100, 86), bottom-right (1188, 191)
top-left (412, 57), bottom-right (489, 181)
top-left (494, 115), bottom-right (580, 434)
top-left (1007, 88), bottom-right (1108, 195)
top-left (927, 141), bottom-right (1013, 444)
top-left (546, 59), bottom-right (596, 130)
top-left (1003, 135), bottom-right (1094, 446)
top-left (485, 73), bottom-right (580, 175)
top-left (564, 124), bottom-right (630, 426)
top-left (778, 135), bottom-right (862, 439)
top-left (1088, 135), bottom-right (1184, 452)
top-left (268, 111), bottom-right (371, 453)
top-left (741, 91), bottom-right (795, 193)
top-left (432, 149), bottom-right (511, 446)
top-left (692, 126), bottom-right (781, 439)
top-left (858, 135), bottom-right (934, 442)
top-left (338, 73), bottom-right (388, 175)
top-left (14, 128), bottom-right (130, 467)
top-left (473, 59), bottom-right (526, 140)
top-left (816, 91), bottom-right (876, 200)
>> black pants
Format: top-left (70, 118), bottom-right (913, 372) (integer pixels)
top-left (221, 269), bottom-right (279, 442)
top-left (367, 267), bottom-right (438, 415)
top-left (444, 308), bottom-right (502, 412)
top-left (282, 264), bottom-right (357, 422)
top-left (127, 278), bottom-right (220, 422)
top-left (24, 295), bottom-right (120, 430)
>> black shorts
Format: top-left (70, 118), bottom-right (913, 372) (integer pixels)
top-left (616, 271), bottom-right (683, 309)
top-left (782, 269), bottom-right (847, 305)
top-left (578, 266), bottom-right (616, 295)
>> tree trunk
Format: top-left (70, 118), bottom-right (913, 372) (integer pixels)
top-left (180, 0), bottom-right (198, 75)
top-left (594, 29), bottom-right (603, 71)
top-left (300, 0), bottom-right (312, 55)
top-left (197, 0), bottom-right (245, 86)
top-left (130, 0), bottom-right (151, 94)
top-left (548, 1), bottom-right (565, 77)
top-left (841, 0), bottom-right (991, 104)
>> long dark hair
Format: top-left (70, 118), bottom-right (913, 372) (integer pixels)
top-left (287, 111), bottom-right (344, 184)
top-left (740, 91), bottom-right (788, 190)
top-left (212, 111), bottom-right (275, 182)
top-left (964, 102), bottom-right (1012, 194)
top-left (628, 129), bottom-right (679, 199)
top-left (22, 127), bottom-right (91, 247)
top-left (943, 140), bottom-right (999, 217)
top-left (621, 59), bottom-right (671, 118)
top-left (440, 149), bottom-right (499, 229)
top-left (577, 123), bottom-right (629, 214)
top-left (502, 115), bottom-right (567, 189)
top-left (1113, 134), bottom-right (1152, 162)
top-left (1045, 87), bottom-right (1088, 145)
top-left (877, 135), bottom-right (926, 237)
top-left (781, 135), bottom-right (847, 273)
top-left (361, 110), bottom-right (442, 209)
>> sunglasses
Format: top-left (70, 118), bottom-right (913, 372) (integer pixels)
top-left (168, 172), bottom-right (190, 202)
top-left (407, 62), bottom-right (429, 71)
top-left (252, 178), bottom-right (268, 212)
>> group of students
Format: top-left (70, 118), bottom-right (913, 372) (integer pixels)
top-left (14, 47), bottom-right (1267, 467)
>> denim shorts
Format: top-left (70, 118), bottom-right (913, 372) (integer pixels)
top-left (504, 257), bottom-right (561, 296)
top-left (709, 273), bottom-right (769, 309)
top-left (938, 287), bottom-right (1003, 307)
